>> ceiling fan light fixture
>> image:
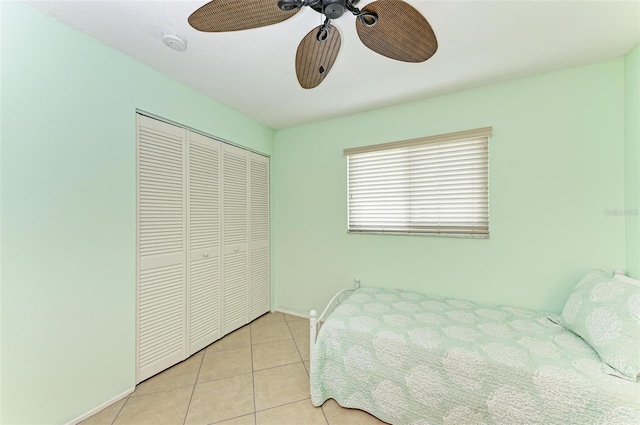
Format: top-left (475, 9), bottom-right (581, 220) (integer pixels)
top-left (161, 32), bottom-right (187, 52)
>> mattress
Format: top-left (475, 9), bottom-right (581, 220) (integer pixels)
top-left (310, 287), bottom-right (640, 425)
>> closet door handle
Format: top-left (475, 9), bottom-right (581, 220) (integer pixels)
top-left (203, 252), bottom-right (209, 258)
top-left (234, 248), bottom-right (239, 252)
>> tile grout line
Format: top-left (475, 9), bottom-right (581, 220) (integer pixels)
top-left (287, 315), bottom-right (329, 424)
top-left (284, 315), bottom-right (310, 368)
top-left (285, 318), bottom-right (306, 367)
top-left (258, 394), bottom-right (316, 413)
top-left (250, 322), bottom-right (258, 425)
top-left (108, 396), bottom-right (129, 425)
top-left (251, 337), bottom-right (293, 346)
top-left (126, 382), bottom-right (197, 399)
top-left (253, 359), bottom-right (303, 374)
top-left (254, 396), bottom-right (315, 414)
top-left (181, 350), bottom-right (206, 425)
top-left (284, 316), bottom-right (309, 364)
top-left (114, 316), bottom-right (313, 425)
top-left (183, 359), bottom-right (300, 389)
top-left (320, 400), bottom-right (331, 425)
top-left (252, 315), bottom-right (311, 418)
top-left (105, 317), bottom-right (333, 425)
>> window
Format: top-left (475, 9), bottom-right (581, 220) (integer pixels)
top-left (345, 127), bottom-right (491, 237)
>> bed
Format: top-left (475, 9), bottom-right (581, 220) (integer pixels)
top-left (309, 271), bottom-right (640, 425)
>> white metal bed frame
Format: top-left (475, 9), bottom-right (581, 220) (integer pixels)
top-left (309, 278), bottom-right (360, 363)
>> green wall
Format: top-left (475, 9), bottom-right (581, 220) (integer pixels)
top-left (0, 2), bottom-right (274, 424)
top-left (1, 1), bottom-right (636, 424)
top-left (625, 44), bottom-right (640, 278)
top-left (0, 1), bottom-right (4, 422)
top-left (273, 59), bottom-right (626, 317)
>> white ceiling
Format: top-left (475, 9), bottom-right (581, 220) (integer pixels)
top-left (26, 0), bottom-right (640, 129)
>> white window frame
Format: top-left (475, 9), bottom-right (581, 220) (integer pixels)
top-left (345, 127), bottom-right (491, 238)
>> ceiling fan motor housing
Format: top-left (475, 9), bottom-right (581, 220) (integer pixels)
top-left (322, 0), bottom-right (347, 19)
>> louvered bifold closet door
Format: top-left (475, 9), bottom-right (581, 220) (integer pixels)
top-left (136, 115), bottom-right (186, 383)
top-left (249, 153), bottom-right (270, 321)
top-left (187, 131), bottom-right (222, 355)
top-left (222, 144), bottom-right (249, 334)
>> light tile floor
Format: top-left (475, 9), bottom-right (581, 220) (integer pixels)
top-left (80, 312), bottom-right (388, 425)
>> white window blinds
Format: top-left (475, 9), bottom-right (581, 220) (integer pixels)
top-left (345, 127), bottom-right (491, 237)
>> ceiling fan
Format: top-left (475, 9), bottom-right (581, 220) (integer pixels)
top-left (188, 0), bottom-right (438, 89)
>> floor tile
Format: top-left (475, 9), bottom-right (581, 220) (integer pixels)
top-left (78, 398), bottom-right (127, 425)
top-left (83, 321), bottom-right (335, 425)
top-left (303, 361), bottom-right (310, 376)
top-left (207, 327), bottom-right (251, 352)
top-left (293, 332), bottom-right (310, 361)
top-left (133, 353), bottom-right (203, 396)
top-left (214, 414), bottom-right (256, 425)
top-left (113, 387), bottom-right (192, 425)
top-left (251, 322), bottom-right (292, 345)
top-left (322, 399), bottom-right (389, 425)
top-left (256, 399), bottom-right (327, 425)
top-left (253, 362), bottom-right (309, 411)
top-left (198, 346), bottom-right (252, 383)
top-left (251, 312), bottom-right (286, 329)
top-left (252, 339), bottom-right (301, 370)
top-left (287, 319), bottom-right (308, 337)
top-left (283, 313), bottom-right (307, 322)
top-left (185, 373), bottom-right (254, 425)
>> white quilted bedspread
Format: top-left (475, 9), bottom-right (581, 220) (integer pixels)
top-left (310, 287), bottom-right (640, 425)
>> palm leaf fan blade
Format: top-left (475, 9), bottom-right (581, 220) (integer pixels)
top-left (295, 25), bottom-right (341, 89)
top-left (355, 0), bottom-right (437, 62)
top-left (189, 0), bottom-right (300, 32)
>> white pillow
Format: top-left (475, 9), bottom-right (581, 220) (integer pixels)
top-left (559, 269), bottom-right (640, 381)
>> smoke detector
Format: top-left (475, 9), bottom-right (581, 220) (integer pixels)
top-left (161, 32), bottom-right (187, 52)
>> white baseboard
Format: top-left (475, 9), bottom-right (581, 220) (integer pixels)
top-left (273, 308), bottom-right (309, 320)
top-left (65, 387), bottom-right (134, 425)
